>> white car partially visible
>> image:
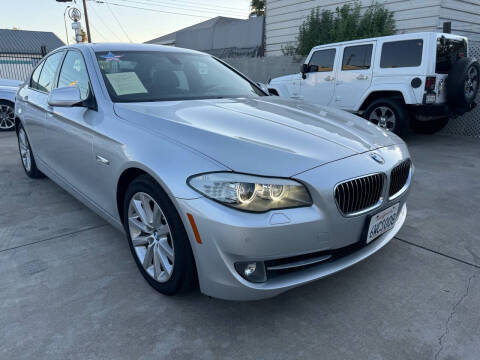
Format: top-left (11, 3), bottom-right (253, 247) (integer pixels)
top-left (0, 79), bottom-right (22, 131)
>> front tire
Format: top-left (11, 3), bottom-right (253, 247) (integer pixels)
top-left (0, 100), bottom-right (16, 131)
top-left (17, 122), bottom-right (44, 178)
top-left (123, 175), bottom-right (196, 295)
top-left (364, 98), bottom-right (409, 137)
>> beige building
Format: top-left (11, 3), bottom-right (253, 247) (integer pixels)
top-left (265, 0), bottom-right (480, 56)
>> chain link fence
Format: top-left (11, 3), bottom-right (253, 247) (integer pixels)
top-left (0, 46), bottom-right (46, 81)
top-left (440, 42), bottom-right (480, 138)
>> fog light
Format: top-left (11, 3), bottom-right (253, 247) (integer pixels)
top-left (234, 261), bottom-right (267, 283)
top-left (244, 263), bottom-right (256, 276)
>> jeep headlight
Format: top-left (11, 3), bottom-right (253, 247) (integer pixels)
top-left (187, 173), bottom-right (312, 212)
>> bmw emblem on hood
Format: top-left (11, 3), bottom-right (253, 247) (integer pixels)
top-left (370, 152), bottom-right (385, 164)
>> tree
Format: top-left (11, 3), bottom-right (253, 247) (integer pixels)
top-left (283, 1), bottom-right (395, 55)
top-left (250, 0), bottom-right (265, 17)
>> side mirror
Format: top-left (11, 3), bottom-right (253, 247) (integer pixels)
top-left (48, 86), bottom-right (82, 107)
top-left (301, 63), bottom-right (308, 79)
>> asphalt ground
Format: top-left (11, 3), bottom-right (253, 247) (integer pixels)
top-left (1, 130), bottom-right (479, 360)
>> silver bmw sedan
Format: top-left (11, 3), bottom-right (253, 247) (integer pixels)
top-left (15, 43), bottom-right (412, 301)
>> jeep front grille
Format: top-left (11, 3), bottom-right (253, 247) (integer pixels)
top-left (334, 173), bottom-right (384, 216)
top-left (389, 159), bottom-right (412, 198)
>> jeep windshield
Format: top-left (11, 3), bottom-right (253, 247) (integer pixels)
top-left (436, 36), bottom-right (467, 74)
top-left (95, 51), bottom-right (265, 102)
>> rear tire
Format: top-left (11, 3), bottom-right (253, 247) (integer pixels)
top-left (411, 117), bottom-right (448, 134)
top-left (123, 174), bottom-right (196, 295)
top-left (364, 98), bottom-right (409, 137)
top-left (16, 122), bottom-right (45, 179)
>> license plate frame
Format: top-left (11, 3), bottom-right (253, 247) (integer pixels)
top-left (365, 203), bottom-right (400, 244)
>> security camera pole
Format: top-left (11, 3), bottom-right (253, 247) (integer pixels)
top-left (56, 0), bottom-right (91, 42)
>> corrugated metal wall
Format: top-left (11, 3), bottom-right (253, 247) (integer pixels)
top-left (265, 0), bottom-right (442, 56)
top-left (440, 0), bottom-right (480, 42)
top-left (265, 0), bottom-right (480, 57)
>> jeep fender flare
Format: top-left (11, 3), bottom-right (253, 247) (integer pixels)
top-left (357, 85), bottom-right (418, 112)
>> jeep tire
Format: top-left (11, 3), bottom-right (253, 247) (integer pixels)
top-left (447, 57), bottom-right (480, 113)
top-left (364, 98), bottom-right (409, 137)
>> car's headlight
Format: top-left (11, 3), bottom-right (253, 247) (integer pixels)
top-left (187, 172), bottom-right (312, 212)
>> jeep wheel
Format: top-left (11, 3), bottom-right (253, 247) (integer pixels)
top-left (364, 98), bottom-right (409, 137)
top-left (411, 117), bottom-right (448, 135)
top-left (447, 57), bottom-right (480, 113)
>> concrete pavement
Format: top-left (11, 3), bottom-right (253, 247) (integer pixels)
top-left (0, 130), bottom-right (479, 360)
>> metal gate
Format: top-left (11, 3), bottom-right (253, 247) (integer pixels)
top-left (0, 46), bottom-right (46, 81)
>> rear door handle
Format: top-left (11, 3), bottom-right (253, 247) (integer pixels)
top-left (356, 74), bottom-right (369, 80)
top-left (325, 75), bottom-right (335, 81)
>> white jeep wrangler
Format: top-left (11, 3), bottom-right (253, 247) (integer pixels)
top-left (268, 32), bottom-right (479, 136)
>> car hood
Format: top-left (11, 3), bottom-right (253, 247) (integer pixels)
top-left (114, 97), bottom-right (403, 177)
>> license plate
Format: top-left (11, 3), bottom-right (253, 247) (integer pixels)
top-left (366, 203), bottom-right (400, 244)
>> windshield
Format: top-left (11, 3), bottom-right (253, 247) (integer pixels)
top-left (436, 37), bottom-right (467, 74)
top-left (95, 51), bottom-right (264, 102)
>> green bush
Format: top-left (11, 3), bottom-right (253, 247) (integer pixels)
top-left (284, 1), bottom-right (396, 56)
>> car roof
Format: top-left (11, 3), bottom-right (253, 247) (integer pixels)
top-left (311, 32), bottom-right (467, 51)
top-left (65, 42), bottom-right (206, 55)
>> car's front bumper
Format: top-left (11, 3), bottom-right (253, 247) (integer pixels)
top-left (176, 144), bottom-right (411, 301)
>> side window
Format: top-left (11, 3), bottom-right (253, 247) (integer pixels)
top-left (342, 44), bottom-right (373, 71)
top-left (308, 49), bottom-right (336, 72)
top-left (37, 52), bottom-right (64, 93)
top-left (58, 51), bottom-right (91, 100)
top-left (381, 39), bottom-right (423, 68)
top-left (30, 61), bottom-right (45, 89)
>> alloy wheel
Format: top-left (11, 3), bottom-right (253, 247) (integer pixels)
top-left (369, 106), bottom-right (396, 131)
top-left (18, 128), bottom-right (32, 172)
top-left (0, 104), bottom-right (15, 130)
top-left (465, 66), bottom-right (478, 99)
top-left (128, 192), bottom-right (175, 283)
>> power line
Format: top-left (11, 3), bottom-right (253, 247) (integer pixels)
top-left (124, 0), bottom-right (248, 15)
top-left (89, 19), bottom-right (109, 42)
top-left (89, 2), bottom-right (124, 41)
top-left (141, 0), bottom-right (249, 12)
top-left (94, 0), bottom-right (247, 18)
top-left (105, 1), bottom-right (133, 42)
top-left (94, 1), bottom-right (220, 19)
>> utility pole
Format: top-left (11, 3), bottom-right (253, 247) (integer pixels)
top-left (82, 0), bottom-right (92, 43)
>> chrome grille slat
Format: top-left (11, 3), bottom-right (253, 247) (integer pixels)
top-left (389, 159), bottom-right (412, 198)
top-left (334, 173), bottom-right (384, 216)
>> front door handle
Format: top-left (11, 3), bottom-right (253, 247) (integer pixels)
top-left (356, 74), bottom-right (369, 80)
top-left (96, 155), bottom-right (110, 165)
top-left (325, 75), bottom-right (335, 81)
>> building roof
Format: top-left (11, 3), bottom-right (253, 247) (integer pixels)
top-left (145, 16), bottom-right (265, 57)
top-left (0, 29), bottom-right (65, 54)
top-left (145, 17), bottom-right (243, 45)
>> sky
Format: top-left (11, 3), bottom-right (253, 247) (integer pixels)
top-left (0, 0), bottom-right (252, 44)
